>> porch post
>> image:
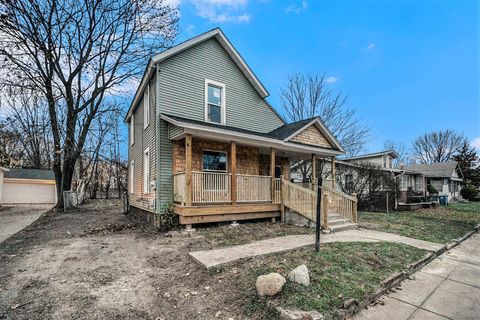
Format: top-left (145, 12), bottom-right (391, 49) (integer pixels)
top-left (270, 147), bottom-right (276, 203)
top-left (331, 156), bottom-right (336, 189)
top-left (231, 141), bottom-right (237, 205)
top-left (185, 134), bottom-right (192, 206)
top-left (311, 154), bottom-right (316, 188)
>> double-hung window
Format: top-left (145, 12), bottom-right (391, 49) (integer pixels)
top-left (144, 84), bottom-right (150, 129)
top-left (345, 174), bottom-right (353, 192)
top-left (130, 160), bottom-right (135, 194)
top-left (205, 79), bottom-right (225, 125)
top-left (130, 114), bottom-right (135, 145)
top-left (143, 148), bottom-right (150, 194)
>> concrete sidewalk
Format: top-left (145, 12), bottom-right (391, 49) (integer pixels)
top-left (190, 229), bottom-right (444, 268)
top-left (0, 205), bottom-right (52, 243)
top-left (354, 233), bottom-right (480, 320)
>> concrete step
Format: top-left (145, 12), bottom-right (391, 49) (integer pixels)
top-left (329, 222), bottom-right (358, 233)
top-left (328, 217), bottom-right (350, 226)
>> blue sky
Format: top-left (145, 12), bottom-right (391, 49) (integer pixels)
top-left (169, 0), bottom-right (479, 153)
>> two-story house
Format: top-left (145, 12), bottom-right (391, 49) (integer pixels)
top-left (125, 28), bottom-right (349, 228)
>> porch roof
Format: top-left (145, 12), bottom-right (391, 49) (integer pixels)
top-left (161, 114), bottom-right (344, 157)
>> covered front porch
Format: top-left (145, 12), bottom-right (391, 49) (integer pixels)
top-left (162, 114), bottom-right (346, 226)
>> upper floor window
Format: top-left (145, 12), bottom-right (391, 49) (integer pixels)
top-left (130, 113), bottom-right (135, 145)
top-left (383, 155), bottom-right (387, 168)
top-left (205, 79), bottom-right (225, 125)
top-left (144, 84), bottom-right (150, 129)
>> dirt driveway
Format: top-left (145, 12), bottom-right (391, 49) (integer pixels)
top-left (0, 200), bottom-right (278, 320)
top-left (0, 205), bottom-right (52, 243)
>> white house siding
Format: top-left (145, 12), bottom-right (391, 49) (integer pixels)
top-left (128, 77), bottom-right (157, 213)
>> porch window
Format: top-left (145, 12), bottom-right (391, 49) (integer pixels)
top-left (202, 150), bottom-right (227, 172)
top-left (205, 79), bottom-right (225, 124)
top-left (143, 148), bottom-right (150, 194)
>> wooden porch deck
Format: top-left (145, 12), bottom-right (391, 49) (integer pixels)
top-left (174, 203), bottom-right (281, 225)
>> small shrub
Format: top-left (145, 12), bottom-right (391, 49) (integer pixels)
top-left (427, 185), bottom-right (438, 195)
top-left (460, 185), bottom-right (479, 201)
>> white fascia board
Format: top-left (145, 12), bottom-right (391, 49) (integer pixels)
top-left (124, 60), bottom-right (155, 123)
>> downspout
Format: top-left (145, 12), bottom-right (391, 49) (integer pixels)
top-left (155, 64), bottom-right (161, 221)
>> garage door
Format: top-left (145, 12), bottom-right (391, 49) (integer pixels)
top-left (2, 179), bottom-right (56, 205)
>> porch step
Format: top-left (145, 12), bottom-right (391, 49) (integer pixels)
top-left (328, 217), bottom-right (350, 226)
top-left (329, 222), bottom-right (358, 233)
top-left (327, 212), bottom-right (358, 233)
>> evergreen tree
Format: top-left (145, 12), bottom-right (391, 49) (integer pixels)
top-left (453, 142), bottom-right (480, 187)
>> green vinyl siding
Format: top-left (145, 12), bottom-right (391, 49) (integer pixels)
top-left (157, 38), bottom-right (284, 133)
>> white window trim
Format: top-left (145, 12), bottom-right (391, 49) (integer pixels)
top-left (130, 113), bottom-right (135, 146)
top-left (143, 148), bottom-right (150, 194)
top-left (130, 160), bottom-right (135, 194)
top-left (144, 84), bottom-right (150, 129)
top-left (204, 79), bottom-right (226, 125)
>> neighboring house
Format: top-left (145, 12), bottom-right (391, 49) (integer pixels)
top-left (402, 161), bottom-right (464, 201)
top-left (291, 150), bottom-right (426, 205)
top-left (1, 168), bottom-right (57, 205)
top-left (125, 28), bottom-right (345, 227)
top-left (342, 150), bottom-right (397, 169)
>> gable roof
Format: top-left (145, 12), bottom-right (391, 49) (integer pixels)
top-left (4, 168), bottom-right (55, 180)
top-left (342, 150), bottom-right (399, 161)
top-left (403, 161), bottom-right (462, 178)
top-left (275, 117), bottom-right (343, 152)
top-left (125, 28), bottom-right (277, 123)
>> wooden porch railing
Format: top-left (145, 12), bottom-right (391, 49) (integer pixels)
top-left (281, 178), bottom-right (358, 227)
top-left (274, 178), bottom-right (281, 204)
top-left (322, 185), bottom-right (358, 223)
top-left (281, 178), bottom-right (322, 225)
top-left (237, 174), bottom-right (272, 202)
top-left (173, 172), bottom-right (186, 203)
top-left (192, 171), bottom-right (231, 203)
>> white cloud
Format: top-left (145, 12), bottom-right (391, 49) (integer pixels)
top-left (190, 0), bottom-right (251, 23)
top-left (325, 76), bottom-right (338, 84)
top-left (471, 137), bottom-right (480, 150)
top-left (186, 24), bottom-right (196, 34)
top-left (286, 1), bottom-right (308, 14)
top-left (366, 43), bottom-right (375, 50)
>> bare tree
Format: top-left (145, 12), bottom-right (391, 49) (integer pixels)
top-left (0, 0), bottom-right (179, 208)
top-left (281, 73), bottom-right (370, 182)
top-left (3, 88), bottom-right (53, 169)
top-left (411, 129), bottom-right (467, 164)
top-left (335, 161), bottom-right (397, 211)
top-left (0, 119), bottom-right (24, 167)
top-left (384, 139), bottom-right (408, 167)
top-left (281, 73), bottom-right (370, 156)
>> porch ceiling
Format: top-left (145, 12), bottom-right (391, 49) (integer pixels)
top-left (161, 114), bottom-right (343, 158)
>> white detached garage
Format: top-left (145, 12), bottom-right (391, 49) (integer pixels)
top-left (1, 168), bottom-right (57, 205)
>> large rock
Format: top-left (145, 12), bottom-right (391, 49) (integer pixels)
top-left (276, 307), bottom-right (324, 320)
top-left (288, 264), bottom-right (310, 286)
top-left (256, 273), bottom-right (286, 297)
